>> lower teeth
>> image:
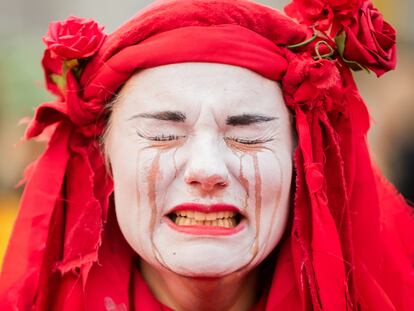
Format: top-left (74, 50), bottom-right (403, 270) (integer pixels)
top-left (174, 216), bottom-right (237, 228)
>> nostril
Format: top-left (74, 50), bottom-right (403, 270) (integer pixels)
top-left (203, 180), bottom-right (228, 191)
top-left (217, 180), bottom-right (228, 188)
top-left (184, 174), bottom-right (229, 191)
top-left (184, 176), bottom-right (197, 185)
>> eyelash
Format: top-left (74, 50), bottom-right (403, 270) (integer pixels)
top-left (137, 132), bottom-right (272, 145)
top-left (137, 132), bottom-right (183, 141)
top-left (224, 137), bottom-right (272, 145)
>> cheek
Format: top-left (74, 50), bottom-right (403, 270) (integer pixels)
top-left (255, 149), bottom-right (292, 255)
top-left (110, 137), bottom-right (163, 258)
top-left (111, 148), bottom-right (142, 250)
top-left (115, 147), bottom-right (180, 262)
top-left (260, 150), bottom-right (291, 206)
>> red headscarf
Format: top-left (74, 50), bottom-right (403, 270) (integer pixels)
top-left (1, 0), bottom-right (413, 310)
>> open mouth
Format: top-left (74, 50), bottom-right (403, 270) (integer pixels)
top-left (167, 210), bottom-right (243, 228)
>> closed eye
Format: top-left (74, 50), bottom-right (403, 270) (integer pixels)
top-left (137, 131), bottom-right (184, 142)
top-left (225, 137), bottom-right (274, 145)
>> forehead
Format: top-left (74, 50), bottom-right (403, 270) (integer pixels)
top-left (115, 62), bottom-right (286, 118)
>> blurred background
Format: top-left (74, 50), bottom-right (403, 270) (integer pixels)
top-left (0, 0), bottom-right (413, 268)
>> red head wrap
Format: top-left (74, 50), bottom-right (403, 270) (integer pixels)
top-left (1, 0), bottom-right (413, 310)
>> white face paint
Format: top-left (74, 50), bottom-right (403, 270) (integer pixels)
top-left (106, 63), bottom-right (294, 277)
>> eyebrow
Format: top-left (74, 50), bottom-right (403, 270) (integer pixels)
top-left (226, 114), bottom-right (278, 126)
top-left (128, 111), bottom-right (277, 126)
top-left (128, 111), bottom-right (186, 122)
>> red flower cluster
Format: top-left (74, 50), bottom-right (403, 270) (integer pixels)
top-left (282, 56), bottom-right (343, 111)
top-left (342, 1), bottom-right (396, 76)
top-left (43, 16), bottom-right (105, 60)
top-left (42, 16), bottom-right (106, 97)
top-left (285, 0), bottom-right (362, 31)
top-left (285, 0), bottom-right (396, 76)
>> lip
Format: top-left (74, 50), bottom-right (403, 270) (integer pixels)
top-left (169, 202), bottom-right (244, 215)
top-left (164, 203), bottom-right (246, 236)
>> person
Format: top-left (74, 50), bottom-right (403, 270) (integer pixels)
top-left (1, 0), bottom-right (413, 310)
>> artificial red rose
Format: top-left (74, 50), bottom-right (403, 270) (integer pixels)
top-left (341, 1), bottom-right (396, 76)
top-left (43, 16), bottom-right (105, 60)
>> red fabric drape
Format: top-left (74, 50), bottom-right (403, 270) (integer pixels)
top-left (1, 1), bottom-right (413, 310)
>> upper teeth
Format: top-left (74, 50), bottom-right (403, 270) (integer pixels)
top-left (174, 210), bottom-right (236, 221)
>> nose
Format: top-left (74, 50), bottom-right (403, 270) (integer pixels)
top-left (183, 138), bottom-right (229, 193)
top-left (184, 173), bottom-right (228, 192)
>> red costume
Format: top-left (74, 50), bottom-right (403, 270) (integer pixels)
top-left (1, 0), bottom-right (413, 310)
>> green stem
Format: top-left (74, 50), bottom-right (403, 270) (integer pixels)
top-left (314, 41), bottom-right (335, 60)
top-left (287, 33), bottom-right (318, 49)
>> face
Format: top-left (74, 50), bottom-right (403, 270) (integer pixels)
top-left (106, 63), bottom-right (294, 277)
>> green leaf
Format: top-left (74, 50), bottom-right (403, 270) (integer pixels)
top-left (50, 74), bottom-right (66, 92)
top-left (65, 59), bottom-right (79, 70)
top-left (335, 31), bottom-right (346, 58)
top-left (334, 31), bottom-right (370, 74)
top-left (50, 59), bottom-right (81, 93)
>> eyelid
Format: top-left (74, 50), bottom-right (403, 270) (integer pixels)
top-left (136, 131), bottom-right (185, 142)
top-left (224, 136), bottom-right (274, 145)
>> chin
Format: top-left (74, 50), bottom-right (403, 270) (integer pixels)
top-left (157, 249), bottom-right (253, 278)
top-left (152, 228), bottom-right (257, 277)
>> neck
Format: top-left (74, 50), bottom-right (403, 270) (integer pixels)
top-left (140, 259), bottom-right (259, 311)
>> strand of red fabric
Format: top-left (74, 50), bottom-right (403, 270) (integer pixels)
top-left (1, 1), bottom-right (413, 309)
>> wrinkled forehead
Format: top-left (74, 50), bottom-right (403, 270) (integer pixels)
top-left (113, 62), bottom-right (287, 121)
top-left (76, 0), bottom-right (307, 126)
